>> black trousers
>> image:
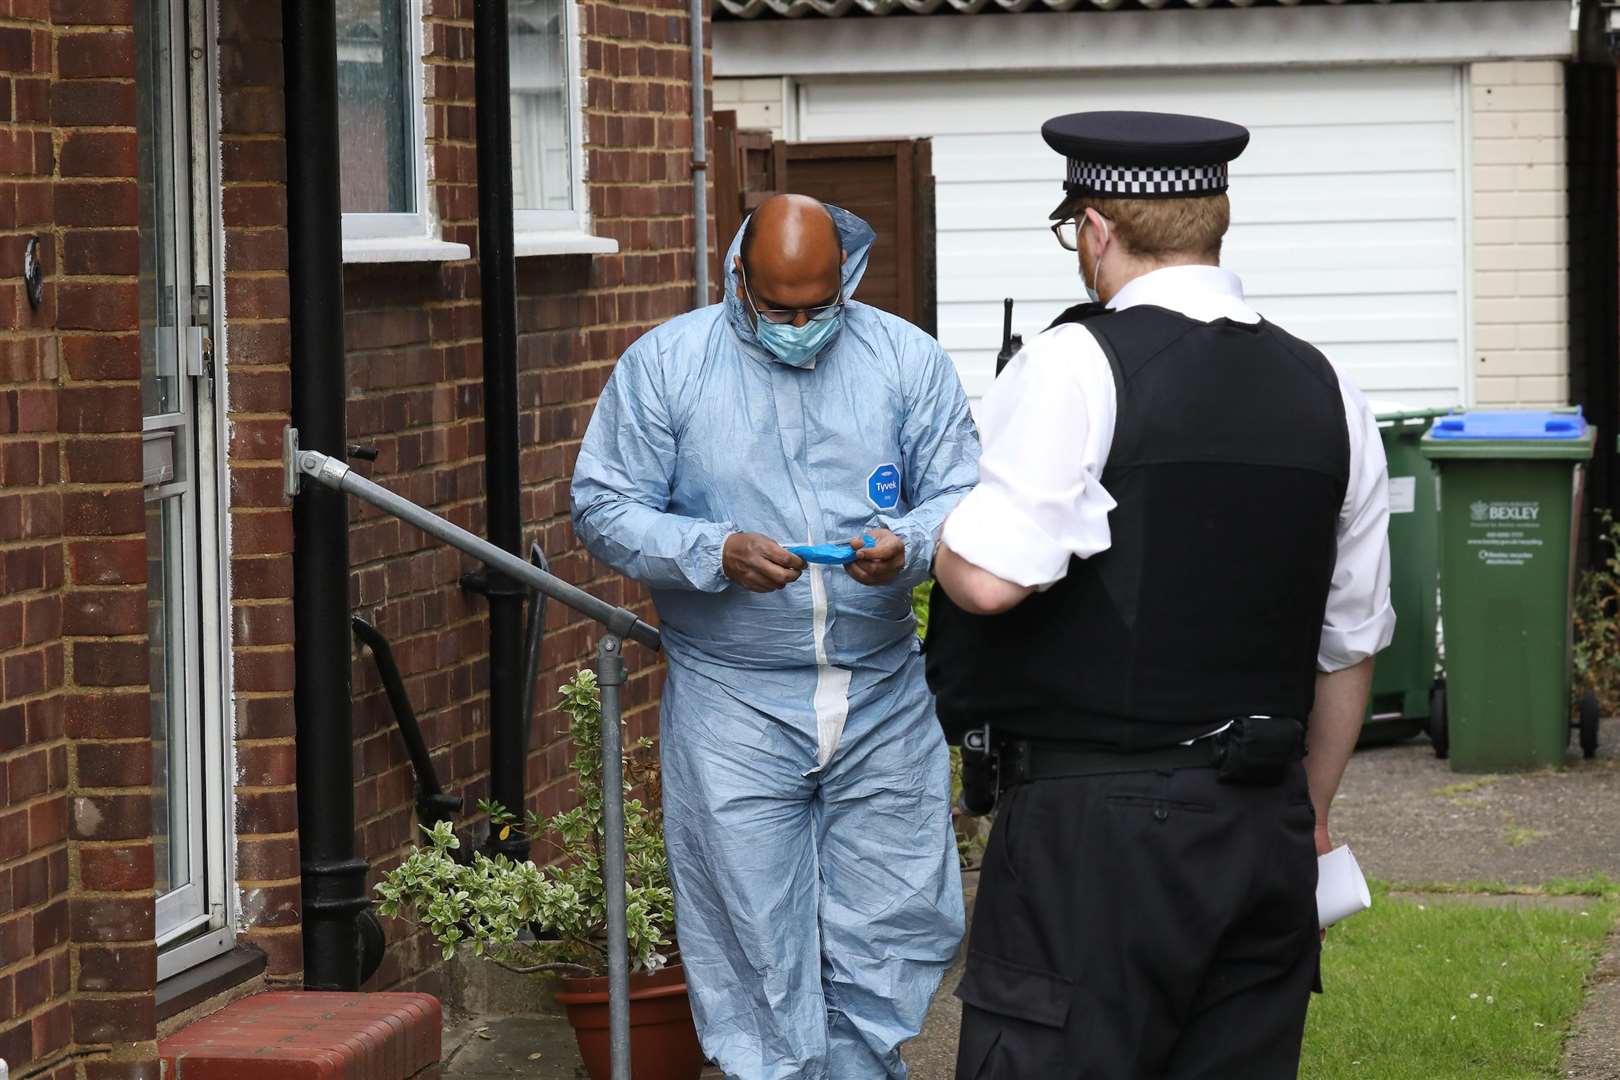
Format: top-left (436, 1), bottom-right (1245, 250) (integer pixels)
top-left (954, 762), bottom-right (1320, 1080)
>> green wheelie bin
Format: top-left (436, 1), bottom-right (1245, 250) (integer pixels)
top-left (1421, 409), bottom-right (1596, 772)
top-left (1358, 408), bottom-right (1449, 749)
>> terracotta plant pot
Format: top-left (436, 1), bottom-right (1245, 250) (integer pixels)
top-left (555, 963), bottom-right (707, 1080)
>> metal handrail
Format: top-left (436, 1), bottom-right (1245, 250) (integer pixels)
top-left (288, 433), bottom-right (655, 1078)
top-left (351, 617), bottom-right (463, 831)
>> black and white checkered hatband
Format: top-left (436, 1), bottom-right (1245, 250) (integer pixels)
top-left (1065, 158), bottom-right (1229, 199)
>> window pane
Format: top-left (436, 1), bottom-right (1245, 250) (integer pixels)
top-left (148, 498), bottom-right (191, 897)
top-left (510, 0), bottom-right (574, 213)
top-left (337, 0), bottom-right (415, 214)
top-left (135, 0), bottom-right (180, 416)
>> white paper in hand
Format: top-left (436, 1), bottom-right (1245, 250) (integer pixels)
top-left (1317, 845), bottom-right (1372, 929)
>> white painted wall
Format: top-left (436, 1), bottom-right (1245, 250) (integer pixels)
top-left (1469, 61), bottom-right (1570, 408)
top-left (714, 76), bottom-right (792, 139)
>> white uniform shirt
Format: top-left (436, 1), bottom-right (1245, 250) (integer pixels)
top-left (941, 264), bottom-right (1396, 673)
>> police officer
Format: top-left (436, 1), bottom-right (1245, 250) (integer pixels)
top-left (925, 112), bottom-right (1395, 1079)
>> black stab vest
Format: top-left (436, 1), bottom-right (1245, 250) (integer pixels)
top-left (926, 302), bottom-right (1351, 749)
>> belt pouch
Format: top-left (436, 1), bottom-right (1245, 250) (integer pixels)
top-left (1214, 716), bottom-right (1304, 786)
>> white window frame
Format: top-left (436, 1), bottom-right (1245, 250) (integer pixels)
top-left (339, 0), bottom-right (469, 263)
top-left (512, 0), bottom-right (617, 257)
top-left (153, 0), bottom-right (237, 983)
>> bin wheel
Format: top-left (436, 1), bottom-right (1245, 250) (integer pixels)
top-left (1579, 689), bottom-right (1601, 760)
top-left (1427, 681), bottom-right (1449, 759)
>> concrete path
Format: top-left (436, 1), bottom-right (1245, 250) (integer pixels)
top-left (442, 1014), bottom-right (583, 1079)
top-left (1331, 737), bottom-right (1619, 888)
top-left (444, 732), bottom-right (1620, 1079)
top-left (1565, 927), bottom-right (1620, 1080)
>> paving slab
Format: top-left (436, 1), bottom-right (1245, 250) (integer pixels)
top-left (1332, 737), bottom-right (1620, 887)
top-left (444, 1014), bottom-right (587, 1079)
top-left (1565, 928), bottom-right (1620, 1080)
top-left (900, 869), bottom-right (977, 1080)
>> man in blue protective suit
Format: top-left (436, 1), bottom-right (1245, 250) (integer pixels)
top-left (571, 194), bottom-right (979, 1079)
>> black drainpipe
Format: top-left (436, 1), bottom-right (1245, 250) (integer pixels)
top-left (284, 0), bottom-right (369, 990)
top-left (470, 0), bottom-right (530, 861)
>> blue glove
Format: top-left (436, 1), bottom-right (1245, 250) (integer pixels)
top-left (786, 534), bottom-right (877, 567)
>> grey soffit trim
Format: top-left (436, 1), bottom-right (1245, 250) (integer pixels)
top-left (717, 0), bottom-right (1517, 17)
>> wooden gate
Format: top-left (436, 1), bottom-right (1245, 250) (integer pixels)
top-left (713, 112), bottom-right (937, 336)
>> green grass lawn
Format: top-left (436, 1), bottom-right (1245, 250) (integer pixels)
top-left (1301, 885), bottom-right (1618, 1080)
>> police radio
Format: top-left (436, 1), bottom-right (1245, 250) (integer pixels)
top-left (958, 724), bottom-right (999, 817)
top-left (995, 298), bottom-right (1022, 376)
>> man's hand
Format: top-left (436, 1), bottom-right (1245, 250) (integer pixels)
top-left (846, 529), bottom-right (905, 587)
top-left (722, 533), bottom-right (806, 593)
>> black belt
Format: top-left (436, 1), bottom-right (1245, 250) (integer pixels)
top-left (1001, 737), bottom-right (1225, 788)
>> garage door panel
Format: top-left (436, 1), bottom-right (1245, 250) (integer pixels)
top-left (801, 67), bottom-right (1458, 135)
top-left (928, 122), bottom-right (1460, 182)
top-left (801, 65), bottom-right (1467, 406)
top-left (935, 238), bottom-right (1462, 291)
top-left (946, 349), bottom-right (1463, 409)
top-left (1232, 180), bottom-right (1458, 224)
top-left (1259, 309), bottom-right (1462, 347)
top-left (940, 297), bottom-right (1460, 346)
top-left (939, 223), bottom-right (1461, 265)
top-left (940, 267), bottom-right (1460, 305)
top-left (1329, 341), bottom-right (1468, 385)
top-left (936, 178), bottom-right (1459, 229)
top-left (1239, 122), bottom-right (1461, 175)
top-left (1231, 219), bottom-right (1463, 255)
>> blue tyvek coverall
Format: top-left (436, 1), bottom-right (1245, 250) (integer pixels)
top-left (571, 206), bottom-right (977, 1079)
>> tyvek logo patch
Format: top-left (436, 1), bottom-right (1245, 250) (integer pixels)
top-left (867, 463), bottom-right (901, 511)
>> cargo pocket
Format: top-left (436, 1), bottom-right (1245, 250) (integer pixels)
top-left (954, 950), bottom-right (1073, 1079)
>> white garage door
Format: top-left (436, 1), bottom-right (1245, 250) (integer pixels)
top-left (797, 66), bottom-right (1468, 409)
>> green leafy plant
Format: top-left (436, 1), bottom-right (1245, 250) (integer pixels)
top-left (375, 670), bottom-right (676, 976)
top-left (1573, 510), bottom-right (1620, 716)
top-left (911, 579), bottom-right (931, 638)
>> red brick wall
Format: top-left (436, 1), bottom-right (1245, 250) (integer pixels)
top-left (0, 0), bottom-right (709, 1069)
top-left (0, 4), bottom-right (71, 1072)
top-left (213, 0), bottom-right (711, 997)
top-left (0, 2), bottom-right (159, 1078)
top-left (355, 0), bottom-right (708, 993)
top-left (217, 0), bottom-right (304, 991)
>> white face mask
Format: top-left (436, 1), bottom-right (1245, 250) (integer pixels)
top-left (1080, 216), bottom-right (1110, 304)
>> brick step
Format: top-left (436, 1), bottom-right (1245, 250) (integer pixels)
top-left (160, 991), bottom-right (441, 1080)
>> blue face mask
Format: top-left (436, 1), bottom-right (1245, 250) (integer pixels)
top-left (753, 311), bottom-right (843, 369)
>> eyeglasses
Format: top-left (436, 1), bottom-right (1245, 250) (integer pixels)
top-left (740, 263), bottom-right (844, 325)
top-left (1051, 218), bottom-right (1082, 252)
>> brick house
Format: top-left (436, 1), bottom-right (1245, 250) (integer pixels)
top-left (0, 0), bottom-right (710, 1075)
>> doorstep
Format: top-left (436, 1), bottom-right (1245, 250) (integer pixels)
top-left (159, 991), bottom-right (441, 1079)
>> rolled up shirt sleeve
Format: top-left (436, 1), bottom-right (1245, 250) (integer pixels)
top-left (1318, 377), bottom-right (1398, 672)
top-left (940, 325), bottom-right (1118, 589)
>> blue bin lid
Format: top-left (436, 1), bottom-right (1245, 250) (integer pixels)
top-left (1428, 408), bottom-right (1588, 441)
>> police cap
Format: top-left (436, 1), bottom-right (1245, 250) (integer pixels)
top-left (1043, 111), bottom-right (1250, 218)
